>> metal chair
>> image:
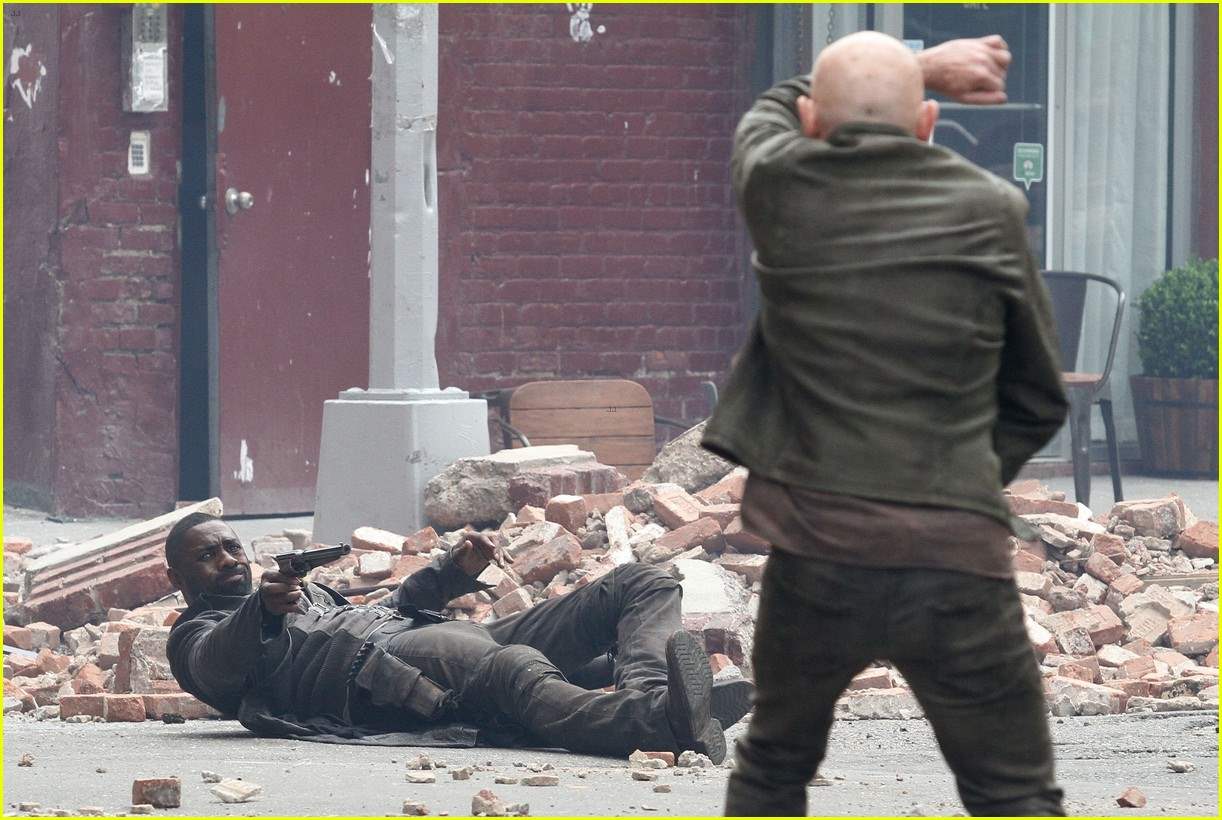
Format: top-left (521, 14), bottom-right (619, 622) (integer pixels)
top-left (1041, 271), bottom-right (1127, 508)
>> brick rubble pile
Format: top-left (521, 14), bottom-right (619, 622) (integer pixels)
top-left (3, 438), bottom-right (1217, 725)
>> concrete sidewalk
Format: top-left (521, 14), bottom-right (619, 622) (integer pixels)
top-left (4, 475), bottom-right (1215, 551)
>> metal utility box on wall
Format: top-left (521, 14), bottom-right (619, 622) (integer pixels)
top-left (122, 4), bottom-right (168, 112)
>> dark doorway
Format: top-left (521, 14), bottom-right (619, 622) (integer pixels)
top-left (178, 4), bottom-right (213, 501)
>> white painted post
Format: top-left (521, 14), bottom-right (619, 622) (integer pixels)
top-left (368, 3), bottom-right (440, 392)
top-left (312, 4), bottom-right (489, 544)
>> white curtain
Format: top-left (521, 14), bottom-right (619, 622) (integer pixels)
top-left (1059, 5), bottom-right (1171, 443)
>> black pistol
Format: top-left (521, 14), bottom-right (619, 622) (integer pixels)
top-left (272, 543), bottom-right (352, 578)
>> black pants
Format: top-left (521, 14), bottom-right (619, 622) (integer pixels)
top-left (724, 552), bottom-right (1064, 817)
top-left (380, 563), bottom-right (682, 756)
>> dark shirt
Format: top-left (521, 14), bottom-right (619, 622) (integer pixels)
top-left (702, 76), bottom-right (1068, 529)
top-left (741, 473), bottom-right (1014, 579)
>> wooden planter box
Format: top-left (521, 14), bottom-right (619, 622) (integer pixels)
top-left (1130, 375), bottom-right (1218, 477)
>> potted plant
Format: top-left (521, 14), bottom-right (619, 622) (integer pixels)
top-left (1130, 257), bottom-right (1218, 476)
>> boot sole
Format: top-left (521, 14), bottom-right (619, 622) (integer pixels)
top-left (666, 631), bottom-right (726, 764)
top-left (711, 679), bottom-right (755, 728)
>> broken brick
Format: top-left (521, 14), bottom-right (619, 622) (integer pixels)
top-left (72, 664), bottom-right (107, 695)
top-left (848, 667), bottom-right (893, 690)
top-left (1024, 617), bottom-right (1058, 656)
top-left (645, 519), bottom-right (724, 564)
top-left (1014, 571), bottom-right (1052, 598)
top-left (695, 468), bottom-right (747, 505)
top-left (96, 632), bottom-right (122, 669)
top-left (581, 493), bottom-right (623, 515)
top-left (1097, 645), bottom-right (1141, 668)
top-left (104, 694), bottom-right (147, 722)
top-left (59, 694), bottom-right (106, 719)
top-left (392, 553), bottom-right (430, 581)
top-left (1012, 550), bottom-right (1045, 574)
top-left (1046, 677), bottom-right (1128, 715)
top-left (114, 627), bottom-right (176, 695)
top-left (708, 653), bottom-right (736, 675)
top-left (545, 494), bottom-right (588, 535)
top-left (1083, 553), bottom-right (1122, 585)
top-left (5, 678), bottom-right (36, 712)
top-left (1090, 532), bottom-right (1129, 565)
top-left (1117, 656), bottom-right (1157, 679)
top-left (356, 551), bottom-right (394, 580)
top-left (715, 554), bottom-right (766, 585)
top-left (132, 778), bottom-right (181, 809)
top-left (3, 626), bottom-right (34, 651)
top-left (1109, 573), bottom-right (1143, 597)
top-left (1055, 626), bottom-right (1096, 657)
top-left (652, 488), bottom-right (705, 530)
top-left (1043, 605), bottom-right (1125, 647)
top-left (26, 622), bottom-right (61, 652)
top-left (697, 503), bottom-right (741, 529)
top-left (1072, 574), bottom-right (1107, 605)
top-left (723, 517), bottom-right (770, 554)
top-left (1055, 662), bottom-right (1096, 683)
top-left (351, 526), bottom-right (406, 554)
top-left (516, 505), bottom-right (547, 525)
top-left (141, 693), bottom-right (220, 721)
top-left (491, 588), bottom-right (533, 618)
top-left (508, 463), bottom-right (627, 509)
top-left (403, 527), bottom-right (441, 555)
top-left (477, 563), bottom-right (521, 600)
top-left (1115, 787), bottom-right (1147, 808)
top-left (1108, 679), bottom-right (1157, 698)
top-left (1166, 613), bottom-right (1218, 656)
top-left (1109, 496), bottom-right (1193, 538)
top-left (1175, 521), bottom-right (1218, 560)
top-left (35, 649), bottom-right (71, 675)
top-left (1007, 495), bottom-right (1080, 517)
top-left (3, 536), bottom-right (34, 556)
top-left (514, 533), bottom-right (582, 585)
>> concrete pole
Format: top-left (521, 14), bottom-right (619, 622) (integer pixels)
top-left (312, 4), bottom-right (489, 544)
top-left (369, 3), bottom-right (440, 391)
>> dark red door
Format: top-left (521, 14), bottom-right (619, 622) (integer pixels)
top-left (213, 5), bottom-right (371, 513)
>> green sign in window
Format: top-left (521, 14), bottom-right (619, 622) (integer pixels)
top-left (1013, 142), bottom-right (1044, 191)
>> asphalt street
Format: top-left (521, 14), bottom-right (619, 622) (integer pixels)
top-left (3, 712), bottom-right (1216, 816)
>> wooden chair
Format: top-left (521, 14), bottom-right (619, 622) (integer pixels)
top-left (1042, 270), bottom-right (1127, 507)
top-left (507, 379), bottom-right (659, 480)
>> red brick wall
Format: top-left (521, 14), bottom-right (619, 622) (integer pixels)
top-left (50, 6), bottom-right (183, 515)
top-left (3, 5), bottom-right (61, 510)
top-left (436, 4), bottom-right (754, 425)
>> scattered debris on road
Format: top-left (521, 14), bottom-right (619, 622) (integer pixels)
top-left (1116, 786), bottom-right (1148, 808)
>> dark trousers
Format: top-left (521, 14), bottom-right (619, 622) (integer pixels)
top-left (724, 552), bottom-right (1064, 817)
top-left (381, 563), bottom-right (682, 756)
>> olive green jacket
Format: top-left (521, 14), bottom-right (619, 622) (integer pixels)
top-left (702, 77), bottom-right (1069, 527)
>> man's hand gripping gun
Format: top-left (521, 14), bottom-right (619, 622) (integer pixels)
top-left (272, 544), bottom-right (352, 578)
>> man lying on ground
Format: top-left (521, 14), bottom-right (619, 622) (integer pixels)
top-left (164, 513), bottom-right (754, 760)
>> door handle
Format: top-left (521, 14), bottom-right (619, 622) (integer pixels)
top-left (225, 187), bottom-right (255, 215)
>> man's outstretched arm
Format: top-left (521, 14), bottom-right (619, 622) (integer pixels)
top-left (733, 36), bottom-right (1012, 196)
top-left (390, 532), bottom-right (503, 612)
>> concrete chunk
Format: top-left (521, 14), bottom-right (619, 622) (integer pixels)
top-left (642, 420), bottom-right (734, 492)
top-left (210, 779), bottom-right (262, 803)
top-left (425, 446), bottom-right (596, 529)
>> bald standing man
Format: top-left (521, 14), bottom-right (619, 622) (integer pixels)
top-left (708, 33), bottom-right (1068, 815)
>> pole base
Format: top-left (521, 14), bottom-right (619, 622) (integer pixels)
top-left (312, 389), bottom-right (489, 544)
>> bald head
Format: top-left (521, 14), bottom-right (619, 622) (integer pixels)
top-left (798, 31), bottom-right (937, 141)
